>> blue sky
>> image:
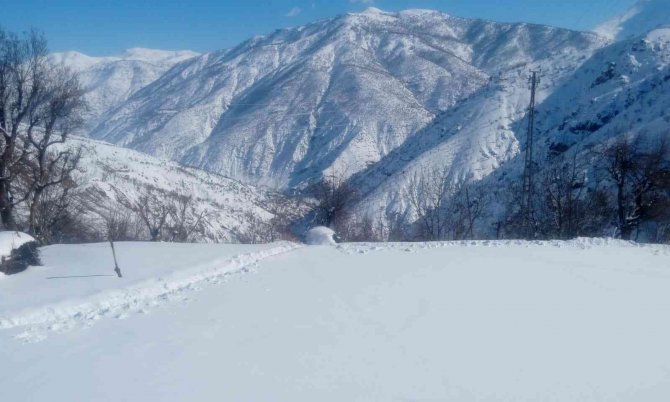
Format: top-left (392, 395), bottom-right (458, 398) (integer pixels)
top-left (0, 0), bottom-right (637, 56)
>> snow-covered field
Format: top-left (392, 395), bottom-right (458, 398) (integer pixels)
top-left (1, 239), bottom-right (670, 401)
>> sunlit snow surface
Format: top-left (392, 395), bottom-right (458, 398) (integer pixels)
top-left (1, 239), bottom-right (669, 401)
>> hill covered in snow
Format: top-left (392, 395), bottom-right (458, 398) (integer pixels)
top-left (65, 137), bottom-right (304, 243)
top-left (51, 48), bottom-right (199, 131)
top-left (595, 0), bottom-right (670, 42)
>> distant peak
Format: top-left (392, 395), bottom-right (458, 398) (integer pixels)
top-left (595, 0), bottom-right (670, 41)
top-left (346, 7), bottom-right (392, 19)
top-left (645, 27), bottom-right (670, 43)
top-left (350, 7), bottom-right (449, 21)
top-left (361, 7), bottom-right (385, 15)
top-left (121, 48), bottom-right (200, 61)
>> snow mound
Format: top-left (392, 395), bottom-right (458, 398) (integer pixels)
top-left (305, 227), bottom-right (337, 245)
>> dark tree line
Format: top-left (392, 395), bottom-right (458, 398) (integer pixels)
top-left (85, 187), bottom-right (214, 243)
top-left (500, 134), bottom-right (670, 242)
top-left (599, 136), bottom-right (670, 241)
top-left (306, 133), bottom-right (669, 244)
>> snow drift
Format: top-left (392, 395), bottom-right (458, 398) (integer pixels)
top-left (305, 226), bottom-right (337, 245)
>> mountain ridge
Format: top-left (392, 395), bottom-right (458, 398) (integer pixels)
top-left (88, 8), bottom-right (605, 190)
top-left (595, 0), bottom-right (670, 41)
top-left (52, 48), bottom-right (200, 132)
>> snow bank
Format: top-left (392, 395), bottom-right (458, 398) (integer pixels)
top-left (305, 226), bottom-right (336, 245)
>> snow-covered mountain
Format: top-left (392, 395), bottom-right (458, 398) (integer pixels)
top-left (67, 137), bottom-right (304, 243)
top-left (53, 7), bottom-right (668, 239)
top-left (51, 48), bottom-right (199, 131)
top-left (595, 0), bottom-right (670, 42)
top-left (89, 8), bottom-right (605, 189)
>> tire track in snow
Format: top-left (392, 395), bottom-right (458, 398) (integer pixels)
top-left (0, 242), bottom-right (303, 342)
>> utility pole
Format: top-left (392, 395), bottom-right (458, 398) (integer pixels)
top-left (522, 70), bottom-right (540, 238)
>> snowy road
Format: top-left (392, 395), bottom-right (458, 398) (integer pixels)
top-left (1, 239), bottom-right (670, 401)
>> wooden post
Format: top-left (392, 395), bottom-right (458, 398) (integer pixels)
top-left (109, 239), bottom-right (123, 278)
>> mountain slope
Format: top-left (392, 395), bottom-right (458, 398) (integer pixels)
top-left (67, 137), bottom-right (303, 243)
top-left (349, 27), bottom-right (670, 230)
top-left (51, 48), bottom-right (199, 131)
top-left (595, 0), bottom-right (670, 41)
top-left (90, 9), bottom-right (605, 189)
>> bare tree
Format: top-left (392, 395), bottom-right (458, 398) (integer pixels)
top-left (538, 155), bottom-right (589, 239)
top-left (648, 168), bottom-right (670, 240)
top-left (405, 167), bottom-right (452, 240)
top-left (75, 186), bottom-right (144, 242)
top-left (25, 64), bottom-right (85, 238)
top-left (0, 29), bottom-right (50, 228)
top-left (132, 190), bottom-right (171, 241)
top-left (0, 28), bottom-right (85, 234)
top-left (310, 173), bottom-right (356, 228)
top-left (598, 136), bottom-right (670, 240)
top-left (27, 168), bottom-right (83, 243)
top-left (451, 183), bottom-right (484, 240)
top-left (102, 207), bottom-right (140, 243)
top-left (165, 193), bottom-right (209, 242)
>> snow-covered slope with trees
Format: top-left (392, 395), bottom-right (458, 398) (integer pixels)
top-left (350, 26), bottom-right (670, 227)
top-left (89, 8), bottom-right (605, 189)
top-left (67, 137), bottom-right (303, 243)
top-left (595, 0), bottom-right (670, 42)
top-left (1, 240), bottom-right (670, 400)
top-left (50, 48), bottom-right (199, 131)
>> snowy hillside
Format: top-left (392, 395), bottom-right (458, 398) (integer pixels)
top-left (51, 48), bottom-right (199, 131)
top-left (534, 28), bottom-right (670, 152)
top-left (595, 0), bottom-right (670, 42)
top-left (67, 137), bottom-right (304, 242)
top-left (89, 8), bottom-right (605, 189)
top-left (1, 239), bottom-right (669, 400)
top-left (441, 27), bottom-right (670, 235)
top-left (351, 27), bottom-right (670, 222)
